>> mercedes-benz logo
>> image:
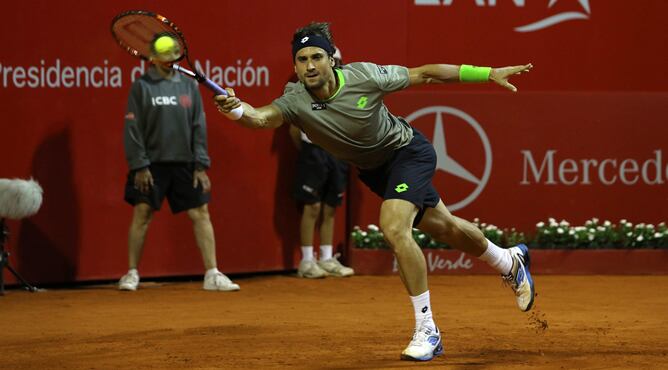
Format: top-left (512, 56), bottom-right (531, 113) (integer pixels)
top-left (405, 106), bottom-right (492, 212)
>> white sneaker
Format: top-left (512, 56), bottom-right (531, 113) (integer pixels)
top-left (400, 321), bottom-right (444, 361)
top-left (318, 254), bottom-right (354, 277)
top-left (297, 259), bottom-right (327, 278)
top-left (203, 272), bottom-right (240, 291)
top-left (118, 271), bottom-right (139, 291)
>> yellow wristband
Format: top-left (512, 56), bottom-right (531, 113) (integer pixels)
top-left (459, 65), bottom-right (491, 82)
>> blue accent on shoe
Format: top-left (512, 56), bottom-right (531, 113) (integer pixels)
top-left (518, 243), bottom-right (531, 268)
top-left (402, 338), bottom-right (443, 361)
top-left (517, 243), bottom-right (535, 311)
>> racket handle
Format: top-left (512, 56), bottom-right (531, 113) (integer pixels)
top-left (201, 79), bottom-right (244, 120)
top-left (173, 64), bottom-right (244, 120)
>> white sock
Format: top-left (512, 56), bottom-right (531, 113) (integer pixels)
top-left (301, 246), bottom-right (314, 262)
top-left (128, 268), bottom-right (138, 276)
top-left (319, 245), bottom-right (333, 261)
top-left (410, 290), bottom-right (435, 329)
top-left (205, 268), bottom-right (220, 277)
top-left (478, 239), bottom-right (513, 274)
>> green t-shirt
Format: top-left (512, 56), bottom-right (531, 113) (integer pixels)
top-left (272, 62), bottom-right (414, 169)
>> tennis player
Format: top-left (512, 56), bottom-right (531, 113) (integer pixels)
top-left (214, 22), bottom-right (534, 361)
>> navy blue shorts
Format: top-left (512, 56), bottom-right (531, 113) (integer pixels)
top-left (293, 142), bottom-right (349, 207)
top-left (358, 129), bottom-right (440, 225)
top-left (124, 163), bottom-right (210, 214)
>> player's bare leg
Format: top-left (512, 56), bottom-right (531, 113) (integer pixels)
top-left (381, 199), bottom-right (443, 361)
top-left (418, 200), bottom-right (535, 311)
top-left (417, 200), bottom-right (486, 256)
top-left (379, 199), bottom-right (426, 295)
top-left (188, 204), bottom-right (239, 291)
top-left (119, 203), bottom-right (153, 291)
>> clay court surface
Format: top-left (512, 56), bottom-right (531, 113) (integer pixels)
top-left (1, 275), bottom-right (667, 369)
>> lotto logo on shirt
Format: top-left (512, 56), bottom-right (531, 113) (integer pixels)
top-left (151, 96), bottom-right (178, 106)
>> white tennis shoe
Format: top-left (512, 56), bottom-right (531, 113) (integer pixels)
top-left (203, 272), bottom-right (240, 291)
top-left (317, 254), bottom-right (354, 277)
top-left (298, 259), bottom-right (327, 278)
top-left (118, 271), bottom-right (139, 291)
top-left (400, 321), bottom-right (444, 361)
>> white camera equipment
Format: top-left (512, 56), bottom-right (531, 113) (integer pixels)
top-left (0, 178), bottom-right (43, 295)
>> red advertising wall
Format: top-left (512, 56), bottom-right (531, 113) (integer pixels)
top-left (1, 0), bottom-right (666, 283)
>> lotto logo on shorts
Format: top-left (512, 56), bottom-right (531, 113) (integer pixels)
top-left (395, 183), bottom-right (409, 193)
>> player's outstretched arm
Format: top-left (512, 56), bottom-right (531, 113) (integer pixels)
top-left (408, 63), bottom-right (532, 92)
top-left (214, 89), bottom-right (284, 129)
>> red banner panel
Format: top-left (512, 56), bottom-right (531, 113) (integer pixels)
top-left (350, 92), bottom-right (668, 232)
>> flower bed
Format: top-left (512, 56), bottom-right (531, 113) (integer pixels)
top-left (351, 218), bottom-right (668, 250)
top-left (349, 219), bottom-right (668, 275)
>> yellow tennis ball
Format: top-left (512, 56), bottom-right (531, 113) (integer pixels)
top-left (154, 36), bottom-right (176, 55)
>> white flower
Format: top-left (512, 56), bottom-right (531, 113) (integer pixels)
top-left (592, 217), bottom-right (599, 224)
top-left (361, 231), bottom-right (368, 237)
top-left (575, 226), bottom-right (586, 232)
top-left (626, 222), bottom-right (633, 228)
top-left (548, 217), bottom-right (556, 224)
top-left (363, 237), bottom-right (370, 243)
top-left (557, 228), bottom-right (564, 234)
top-left (588, 228), bottom-right (596, 234)
top-left (585, 220), bottom-right (593, 226)
top-left (636, 235), bottom-right (644, 242)
top-left (536, 222), bottom-right (545, 228)
top-left (418, 234), bottom-right (426, 239)
top-left (560, 220), bottom-right (570, 227)
top-left (588, 234), bottom-right (595, 241)
top-left (626, 232), bottom-right (632, 237)
top-left (654, 233), bottom-right (662, 239)
top-left (620, 219), bottom-right (627, 224)
top-left (543, 230), bottom-right (550, 234)
top-left (473, 218), bottom-right (480, 223)
top-left (569, 229), bottom-right (575, 235)
top-left (647, 224), bottom-right (655, 229)
top-left (368, 224), bottom-right (379, 232)
top-left (604, 220), bottom-right (612, 227)
top-left (597, 226), bottom-right (605, 232)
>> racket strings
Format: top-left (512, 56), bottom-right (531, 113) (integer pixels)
top-left (111, 12), bottom-right (186, 62)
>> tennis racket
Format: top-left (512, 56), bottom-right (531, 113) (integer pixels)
top-left (110, 10), bottom-right (242, 119)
